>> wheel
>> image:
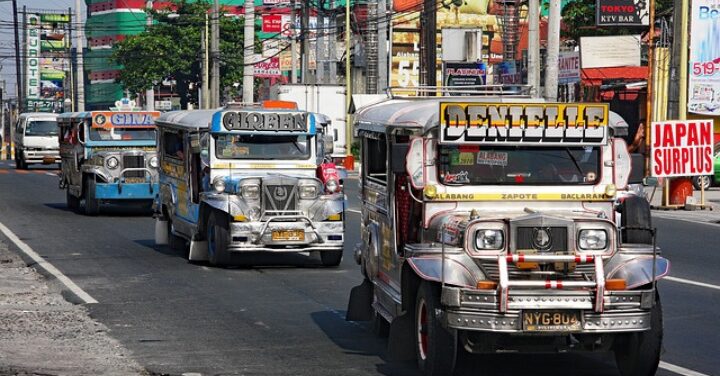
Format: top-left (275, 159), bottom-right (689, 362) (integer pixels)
top-left (66, 190), bottom-right (80, 211)
top-left (614, 292), bottom-right (662, 376)
top-left (692, 175), bottom-right (712, 190)
top-left (206, 211), bottom-right (231, 266)
top-left (620, 194), bottom-right (652, 244)
top-left (83, 178), bottom-right (100, 216)
top-left (320, 249), bottom-right (343, 267)
top-left (415, 281), bottom-right (457, 376)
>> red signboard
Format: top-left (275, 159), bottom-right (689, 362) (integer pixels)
top-left (262, 14), bottom-right (282, 33)
top-left (254, 57), bottom-right (282, 78)
top-left (651, 120), bottom-right (715, 177)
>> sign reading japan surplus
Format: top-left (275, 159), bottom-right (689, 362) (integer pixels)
top-left (651, 120), bottom-right (715, 178)
top-left (26, 14), bottom-right (41, 99)
top-left (439, 102), bottom-right (609, 145)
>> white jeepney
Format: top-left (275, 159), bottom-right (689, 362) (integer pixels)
top-left (347, 96), bottom-right (669, 376)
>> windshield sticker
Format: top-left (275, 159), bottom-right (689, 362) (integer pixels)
top-left (451, 152), bottom-right (475, 166)
top-left (476, 151), bottom-right (508, 166)
top-left (585, 172), bottom-right (597, 182)
top-left (444, 171), bottom-right (470, 184)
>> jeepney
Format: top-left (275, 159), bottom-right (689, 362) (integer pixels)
top-left (57, 109), bottom-right (161, 215)
top-left (347, 97), bottom-right (669, 376)
top-left (153, 103), bottom-right (346, 267)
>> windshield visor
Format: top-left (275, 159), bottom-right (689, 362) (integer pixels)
top-left (25, 120), bottom-right (58, 136)
top-left (439, 145), bottom-right (601, 185)
top-left (214, 134), bottom-right (311, 160)
top-left (89, 127), bottom-right (156, 142)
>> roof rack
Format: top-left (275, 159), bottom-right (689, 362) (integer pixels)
top-left (386, 85), bottom-right (533, 98)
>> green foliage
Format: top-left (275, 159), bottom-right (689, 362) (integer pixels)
top-left (112, 0), bottom-right (246, 104)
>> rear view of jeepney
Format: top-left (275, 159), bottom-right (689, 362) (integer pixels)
top-left (154, 105), bottom-right (345, 267)
top-left (58, 111), bottom-right (160, 215)
top-left (348, 98), bottom-right (668, 376)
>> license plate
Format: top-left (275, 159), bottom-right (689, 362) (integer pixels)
top-left (522, 310), bottom-right (582, 332)
top-left (125, 177), bottom-right (145, 184)
top-left (272, 230), bottom-right (305, 241)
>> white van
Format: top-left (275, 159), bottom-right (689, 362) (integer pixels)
top-left (13, 112), bottom-right (60, 169)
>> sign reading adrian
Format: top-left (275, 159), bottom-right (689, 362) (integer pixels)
top-left (596, 0), bottom-right (649, 26)
top-left (222, 111), bottom-right (308, 132)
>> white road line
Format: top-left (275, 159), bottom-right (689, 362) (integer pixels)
top-left (44, 172), bottom-right (56, 177)
top-left (0, 221), bottom-right (98, 304)
top-left (347, 209), bottom-right (361, 214)
top-left (664, 276), bottom-right (720, 291)
top-left (659, 361), bottom-right (711, 376)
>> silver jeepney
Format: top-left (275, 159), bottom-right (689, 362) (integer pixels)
top-left (347, 97), bottom-right (669, 376)
top-left (154, 105), bottom-right (346, 267)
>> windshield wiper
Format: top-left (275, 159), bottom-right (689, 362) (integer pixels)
top-left (564, 148), bottom-right (584, 176)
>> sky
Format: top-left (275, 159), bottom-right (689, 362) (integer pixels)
top-left (0, 0), bottom-right (87, 98)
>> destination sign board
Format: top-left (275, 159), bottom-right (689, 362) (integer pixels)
top-left (439, 102), bottom-right (609, 145)
top-left (91, 111), bottom-right (160, 128)
top-left (221, 111), bottom-right (308, 132)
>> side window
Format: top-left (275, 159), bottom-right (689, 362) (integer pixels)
top-left (364, 134), bottom-right (387, 184)
top-left (162, 131), bottom-right (185, 160)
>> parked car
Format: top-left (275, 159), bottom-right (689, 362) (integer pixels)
top-left (692, 143), bottom-right (720, 190)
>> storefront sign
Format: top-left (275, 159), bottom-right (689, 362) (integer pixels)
top-left (651, 120), bottom-right (715, 177)
top-left (688, 0), bottom-right (720, 115)
top-left (254, 57), bottom-right (282, 78)
top-left (443, 62), bottom-right (487, 94)
top-left (262, 14), bottom-right (282, 33)
top-left (580, 35), bottom-right (641, 68)
top-left (596, 0), bottom-right (650, 26)
top-left (26, 14), bottom-right (41, 99)
top-left (558, 51), bottom-right (580, 84)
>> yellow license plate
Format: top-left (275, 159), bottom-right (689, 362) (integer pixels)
top-left (522, 310), bottom-right (582, 332)
top-left (272, 230), bottom-right (305, 241)
top-left (125, 177), bottom-right (145, 184)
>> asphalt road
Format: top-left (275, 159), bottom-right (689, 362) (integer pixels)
top-left (0, 161), bottom-right (717, 376)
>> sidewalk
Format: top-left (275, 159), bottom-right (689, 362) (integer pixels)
top-left (647, 184), bottom-right (720, 224)
top-left (0, 241), bottom-right (145, 376)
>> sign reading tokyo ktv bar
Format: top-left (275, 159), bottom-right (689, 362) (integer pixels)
top-left (596, 0), bottom-right (650, 26)
top-left (651, 120), bottom-right (715, 177)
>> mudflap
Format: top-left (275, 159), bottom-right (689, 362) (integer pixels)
top-left (387, 312), bottom-right (416, 361)
top-left (346, 279), bottom-right (374, 321)
top-left (188, 240), bottom-right (208, 261)
top-left (154, 219), bottom-right (169, 245)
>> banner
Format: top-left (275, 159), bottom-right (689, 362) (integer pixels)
top-left (24, 12), bottom-right (71, 111)
top-left (26, 14), bottom-right (41, 100)
top-left (688, 0), bottom-right (720, 116)
top-left (596, 0), bottom-right (650, 26)
top-left (651, 120), bottom-right (715, 177)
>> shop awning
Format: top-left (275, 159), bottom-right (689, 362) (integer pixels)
top-left (581, 66), bottom-right (648, 86)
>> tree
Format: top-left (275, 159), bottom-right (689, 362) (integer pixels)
top-left (112, 0), bottom-right (245, 109)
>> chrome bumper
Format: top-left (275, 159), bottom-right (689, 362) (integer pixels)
top-left (23, 149), bottom-right (60, 164)
top-left (229, 217), bottom-right (344, 252)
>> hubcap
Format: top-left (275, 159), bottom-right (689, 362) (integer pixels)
top-left (417, 299), bottom-right (429, 361)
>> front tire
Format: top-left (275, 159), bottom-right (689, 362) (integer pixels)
top-left (692, 175), bottom-right (712, 190)
top-left (415, 281), bottom-right (457, 376)
top-left (320, 249), bottom-right (343, 267)
top-left (83, 178), bottom-right (100, 216)
top-left (614, 292), bottom-right (663, 376)
top-left (206, 211), bottom-right (231, 267)
top-left (620, 195), bottom-right (652, 244)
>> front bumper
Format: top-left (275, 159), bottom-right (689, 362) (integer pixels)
top-left (23, 149), bottom-right (60, 164)
top-left (95, 182), bottom-right (159, 200)
top-left (228, 218), bottom-right (344, 252)
top-left (443, 286), bottom-right (654, 333)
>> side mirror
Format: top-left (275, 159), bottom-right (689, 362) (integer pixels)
top-left (628, 153), bottom-right (645, 184)
top-left (406, 138), bottom-right (425, 189)
top-left (643, 176), bottom-right (659, 187)
top-left (391, 143), bottom-right (409, 173)
top-left (190, 134), bottom-right (201, 153)
top-left (323, 135), bottom-right (334, 154)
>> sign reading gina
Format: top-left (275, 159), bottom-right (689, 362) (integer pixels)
top-left (222, 111), bottom-right (308, 132)
top-left (92, 111), bottom-right (160, 128)
top-left (439, 102), bottom-right (609, 145)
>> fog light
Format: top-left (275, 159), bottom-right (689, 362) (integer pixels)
top-left (605, 279), bottom-right (627, 291)
top-left (476, 280), bottom-right (498, 290)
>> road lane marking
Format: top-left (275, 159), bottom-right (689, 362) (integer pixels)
top-left (45, 172), bottom-right (56, 177)
top-left (0, 221), bottom-right (98, 304)
top-left (347, 209), bottom-right (360, 214)
top-left (665, 276), bottom-right (720, 291)
top-left (659, 361), bottom-right (711, 376)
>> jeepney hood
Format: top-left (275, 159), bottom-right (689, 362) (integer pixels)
top-left (209, 167), bottom-right (317, 182)
top-left (87, 145), bottom-right (156, 156)
top-left (428, 208), bottom-right (609, 234)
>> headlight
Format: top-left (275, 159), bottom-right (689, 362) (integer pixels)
top-left (149, 156), bottom-right (158, 168)
top-left (241, 184), bottom-right (260, 200)
top-left (212, 178), bottom-right (226, 193)
top-left (475, 229), bottom-right (504, 250)
top-left (300, 185), bottom-right (318, 199)
top-left (325, 179), bottom-right (339, 193)
top-left (578, 229), bottom-right (608, 250)
top-left (247, 206), bottom-right (261, 221)
top-left (105, 156), bottom-right (119, 169)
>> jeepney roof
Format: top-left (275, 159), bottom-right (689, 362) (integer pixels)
top-left (57, 112), bottom-right (91, 122)
top-left (156, 109), bottom-right (218, 131)
top-left (354, 96), bottom-right (543, 133)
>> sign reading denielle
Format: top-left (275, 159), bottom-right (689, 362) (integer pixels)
top-left (439, 102), bottom-right (609, 145)
top-left (26, 14), bottom-right (41, 99)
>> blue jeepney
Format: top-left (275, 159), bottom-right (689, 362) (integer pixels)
top-left (153, 103), bottom-right (346, 267)
top-left (57, 109), bottom-right (161, 215)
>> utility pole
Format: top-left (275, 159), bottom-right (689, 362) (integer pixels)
top-left (202, 13), bottom-right (209, 109)
top-left (420, 0), bottom-right (437, 93)
top-left (211, 0), bottom-right (220, 108)
top-left (316, 4), bottom-right (325, 84)
top-left (544, 0), bottom-right (560, 101)
top-left (376, 0), bottom-right (388, 93)
top-left (12, 0), bottom-right (22, 113)
top-left (145, 1), bottom-right (154, 110)
top-left (291, 0), bottom-right (298, 83)
top-left (301, 0), bottom-right (312, 84)
top-left (344, 0), bottom-right (352, 169)
top-left (73, 0), bottom-right (84, 111)
top-left (527, 0), bottom-right (540, 98)
top-left (242, 0), bottom-right (254, 103)
top-left (365, 1), bottom-right (378, 93)
top-left (328, 0), bottom-right (336, 82)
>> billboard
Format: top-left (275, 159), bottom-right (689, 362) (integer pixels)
top-left (24, 11), bottom-right (71, 112)
top-left (596, 0), bottom-right (650, 26)
top-left (580, 35), bottom-right (641, 68)
top-left (688, 0), bottom-right (720, 116)
top-left (651, 120), bottom-right (715, 177)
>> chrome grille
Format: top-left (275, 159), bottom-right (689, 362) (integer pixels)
top-left (516, 226), bottom-right (568, 252)
top-left (262, 184), bottom-right (298, 213)
top-left (123, 155), bottom-right (145, 177)
top-left (479, 260), bottom-right (595, 282)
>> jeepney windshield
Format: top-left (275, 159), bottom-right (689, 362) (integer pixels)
top-left (438, 145), bottom-right (601, 185)
top-left (25, 120), bottom-right (59, 136)
top-left (214, 134), bottom-right (311, 160)
top-left (88, 127), bottom-right (156, 142)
